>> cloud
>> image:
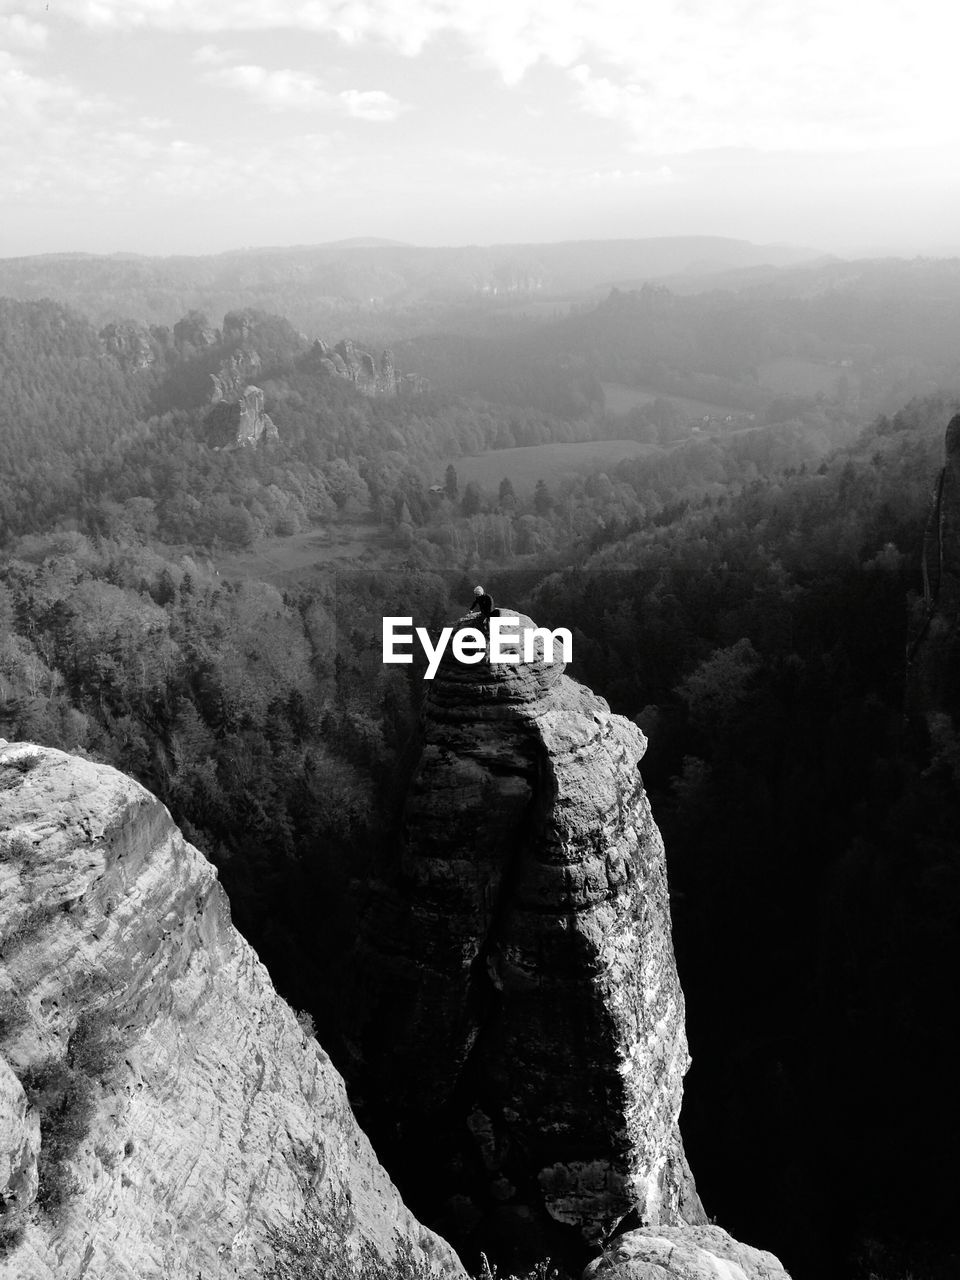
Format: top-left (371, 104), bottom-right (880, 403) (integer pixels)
top-left (0, 12), bottom-right (47, 49)
top-left (191, 43), bottom-right (239, 66)
top-left (0, 113), bottom-right (346, 207)
top-left (0, 49), bottom-right (105, 123)
top-left (46, 0), bottom-right (958, 154)
top-left (0, 45), bottom-right (197, 210)
top-left (336, 88), bottom-right (401, 122)
top-left (204, 63), bottom-right (326, 108)
top-left (586, 164), bottom-right (676, 188)
top-left (203, 62), bottom-right (405, 120)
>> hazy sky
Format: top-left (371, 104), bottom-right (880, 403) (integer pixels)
top-left (2, 0), bottom-right (958, 258)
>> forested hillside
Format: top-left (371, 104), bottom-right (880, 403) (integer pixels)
top-left (0, 238), bottom-right (818, 333)
top-left (0, 298), bottom-right (597, 549)
top-left (1, 280), bottom-right (959, 1279)
top-left (401, 267), bottom-right (960, 422)
top-left (525, 394), bottom-right (960, 1280)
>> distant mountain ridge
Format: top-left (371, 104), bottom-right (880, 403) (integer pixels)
top-left (0, 237), bottom-right (822, 333)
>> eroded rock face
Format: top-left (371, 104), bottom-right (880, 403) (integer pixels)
top-left (343, 613), bottom-right (704, 1267)
top-left (305, 337), bottom-right (427, 396)
top-left (908, 413), bottom-right (960, 731)
top-left (0, 1055), bottom-right (39, 1221)
top-left (210, 346), bottom-right (263, 403)
top-left (0, 740), bottom-right (465, 1279)
top-left (584, 1224), bottom-right (791, 1280)
top-left (205, 349), bottom-right (279, 449)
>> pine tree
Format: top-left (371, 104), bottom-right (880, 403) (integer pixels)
top-left (461, 482), bottom-right (482, 517)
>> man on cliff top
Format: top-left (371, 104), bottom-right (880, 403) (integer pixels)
top-left (470, 584), bottom-right (495, 629)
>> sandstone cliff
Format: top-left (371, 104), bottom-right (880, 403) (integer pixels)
top-left (304, 337), bottom-right (427, 397)
top-left (907, 413), bottom-right (960, 734)
top-left (342, 613), bottom-right (705, 1267)
top-left (205, 347), bottom-right (279, 449)
top-left (0, 739), bottom-right (466, 1279)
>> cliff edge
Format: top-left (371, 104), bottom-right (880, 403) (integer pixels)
top-left (0, 739), bottom-right (466, 1279)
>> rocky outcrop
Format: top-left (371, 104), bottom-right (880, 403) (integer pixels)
top-left (205, 348), bottom-right (279, 449)
top-left (0, 1055), bottom-right (39, 1228)
top-left (172, 309), bottom-right (219, 351)
top-left (585, 1224), bottom-right (791, 1280)
top-left (222, 310), bottom-right (257, 348)
top-left (476, 263), bottom-right (544, 296)
top-left (210, 346), bottom-right (263, 403)
top-left (304, 337), bottom-right (427, 396)
top-left (907, 413), bottom-right (960, 734)
top-left (342, 613), bottom-right (704, 1268)
top-left (0, 740), bottom-right (466, 1279)
top-left (99, 321), bottom-right (157, 372)
top-left (205, 384), bottom-right (278, 449)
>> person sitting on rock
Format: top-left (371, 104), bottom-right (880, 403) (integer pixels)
top-left (469, 584), bottom-right (495, 632)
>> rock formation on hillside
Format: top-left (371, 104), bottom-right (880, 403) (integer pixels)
top-left (210, 346), bottom-right (263, 404)
top-left (0, 740), bottom-right (466, 1279)
top-left (206, 383), bottom-right (279, 449)
top-left (907, 412), bottom-right (960, 733)
top-left (585, 1224), bottom-right (791, 1280)
top-left (98, 321), bottom-right (157, 372)
top-left (475, 262), bottom-right (544, 296)
top-left (304, 337), bottom-right (427, 396)
top-left (172, 309), bottom-right (219, 352)
top-left (222, 310), bottom-right (257, 347)
top-left (205, 347), bottom-right (279, 449)
top-left (342, 613), bottom-right (705, 1266)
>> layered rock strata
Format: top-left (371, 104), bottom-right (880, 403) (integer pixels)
top-left (908, 412), bottom-right (960, 731)
top-left (0, 739), bottom-right (466, 1280)
top-left (343, 613), bottom-right (704, 1265)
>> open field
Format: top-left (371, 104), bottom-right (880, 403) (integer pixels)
top-left (601, 381), bottom-right (737, 419)
top-left (216, 522), bottom-right (402, 584)
top-left (444, 439), bottom-right (659, 495)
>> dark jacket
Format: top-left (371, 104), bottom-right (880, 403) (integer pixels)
top-left (472, 592), bottom-right (494, 620)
